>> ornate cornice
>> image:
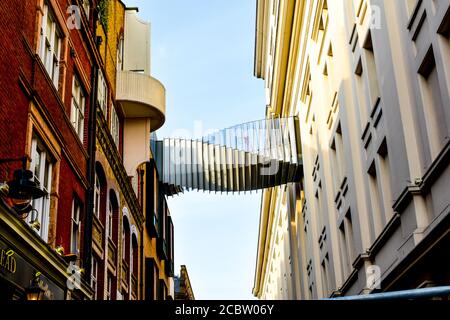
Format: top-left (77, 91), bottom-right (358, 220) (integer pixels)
top-left (96, 109), bottom-right (144, 229)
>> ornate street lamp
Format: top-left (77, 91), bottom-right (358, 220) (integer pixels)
top-left (26, 274), bottom-right (45, 301)
top-left (0, 157), bottom-right (46, 215)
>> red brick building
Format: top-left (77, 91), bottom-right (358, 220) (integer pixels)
top-left (0, 0), bottom-right (173, 301)
top-left (0, 0), bottom-right (100, 299)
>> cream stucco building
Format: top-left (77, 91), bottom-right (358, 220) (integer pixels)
top-left (253, 0), bottom-right (450, 299)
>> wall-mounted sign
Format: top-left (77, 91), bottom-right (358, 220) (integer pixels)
top-left (0, 237), bottom-right (65, 300)
top-left (0, 249), bottom-right (17, 274)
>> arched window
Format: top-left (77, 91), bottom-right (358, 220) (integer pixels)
top-left (108, 199), bottom-right (113, 238)
top-left (106, 190), bottom-right (119, 300)
top-left (122, 216), bottom-right (130, 262)
top-left (131, 234), bottom-right (138, 276)
top-left (94, 175), bottom-right (100, 217)
top-left (122, 214), bottom-right (131, 300)
top-left (131, 233), bottom-right (139, 299)
top-left (93, 163), bottom-right (107, 300)
top-left (108, 190), bottom-right (119, 242)
top-left (93, 163), bottom-right (107, 220)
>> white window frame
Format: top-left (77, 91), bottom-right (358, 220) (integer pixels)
top-left (82, 0), bottom-right (90, 19)
top-left (106, 274), bottom-right (112, 300)
top-left (98, 71), bottom-right (108, 115)
top-left (122, 227), bottom-right (126, 262)
top-left (71, 75), bottom-right (86, 141)
top-left (30, 135), bottom-right (53, 242)
top-left (39, 3), bottom-right (62, 88)
top-left (93, 173), bottom-right (101, 218)
top-left (91, 257), bottom-right (98, 300)
top-left (71, 198), bottom-right (81, 257)
top-left (130, 244), bottom-right (134, 278)
top-left (117, 37), bottom-right (124, 71)
top-left (110, 106), bottom-right (120, 149)
top-left (108, 200), bottom-right (114, 240)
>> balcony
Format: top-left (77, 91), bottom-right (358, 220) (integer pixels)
top-left (116, 71), bottom-right (166, 131)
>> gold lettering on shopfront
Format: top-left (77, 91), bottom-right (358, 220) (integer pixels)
top-left (0, 249), bottom-right (17, 274)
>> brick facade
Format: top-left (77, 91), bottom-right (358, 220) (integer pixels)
top-left (0, 0), bottom-right (170, 301)
top-left (0, 0), bottom-right (97, 299)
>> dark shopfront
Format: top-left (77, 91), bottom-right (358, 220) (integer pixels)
top-left (0, 237), bottom-right (65, 300)
top-left (0, 202), bottom-right (92, 300)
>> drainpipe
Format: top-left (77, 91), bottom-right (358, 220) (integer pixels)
top-left (83, 8), bottom-right (100, 285)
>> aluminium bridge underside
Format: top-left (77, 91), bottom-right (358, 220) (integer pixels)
top-left (151, 117), bottom-right (303, 196)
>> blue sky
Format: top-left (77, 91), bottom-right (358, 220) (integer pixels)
top-left (123, 0), bottom-right (266, 299)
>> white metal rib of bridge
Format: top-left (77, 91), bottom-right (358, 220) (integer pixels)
top-left (151, 117), bottom-right (303, 195)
